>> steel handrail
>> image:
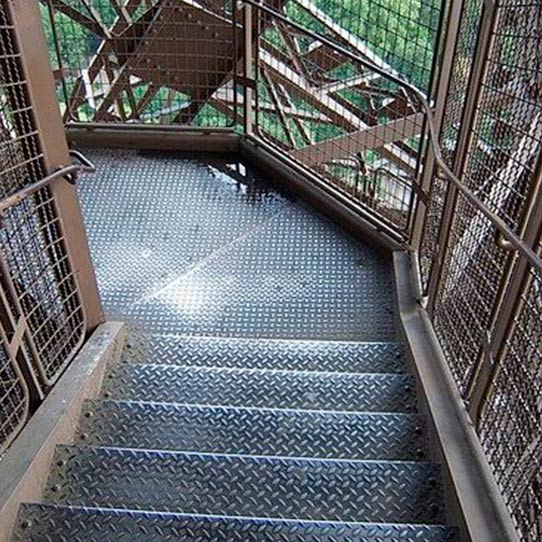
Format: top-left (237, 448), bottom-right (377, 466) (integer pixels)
top-left (0, 150), bottom-right (96, 219)
top-left (243, 0), bottom-right (542, 275)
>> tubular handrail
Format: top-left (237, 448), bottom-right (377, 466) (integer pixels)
top-left (243, 0), bottom-right (542, 275)
top-left (0, 150), bottom-right (96, 219)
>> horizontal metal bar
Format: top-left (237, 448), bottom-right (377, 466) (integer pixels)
top-left (66, 122), bottom-right (237, 134)
top-left (242, 0), bottom-right (542, 276)
top-left (0, 150), bottom-right (96, 219)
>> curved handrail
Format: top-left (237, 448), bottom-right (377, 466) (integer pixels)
top-left (0, 150), bottom-right (96, 219)
top-left (243, 0), bottom-right (542, 275)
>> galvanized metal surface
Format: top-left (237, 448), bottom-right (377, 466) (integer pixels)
top-left (79, 400), bottom-right (425, 460)
top-left (79, 149), bottom-right (398, 342)
top-left (100, 363), bottom-right (417, 412)
top-left (45, 445), bottom-right (445, 524)
top-left (14, 504), bottom-right (458, 542)
top-left (123, 333), bottom-right (405, 373)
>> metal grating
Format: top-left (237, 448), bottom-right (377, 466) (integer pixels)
top-left (42, 0), bottom-right (238, 128)
top-left (0, 336), bottom-right (28, 455)
top-left (418, 0), bottom-right (485, 288)
top-left (0, 191), bottom-right (85, 385)
top-left (479, 260), bottom-right (542, 542)
top-left (432, 196), bottom-right (509, 392)
top-left (0, 5), bottom-right (45, 199)
top-left (422, 2), bottom-right (542, 540)
top-left (255, 7), bottom-right (428, 235)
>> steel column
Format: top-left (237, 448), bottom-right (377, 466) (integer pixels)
top-left (425, 0), bottom-right (498, 314)
top-left (410, 0), bottom-right (465, 252)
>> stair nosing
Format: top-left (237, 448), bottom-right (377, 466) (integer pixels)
top-left (83, 398), bottom-right (422, 418)
top-left (53, 443), bottom-right (437, 468)
top-left (19, 502), bottom-right (455, 531)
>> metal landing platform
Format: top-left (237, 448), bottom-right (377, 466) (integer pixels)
top-left (79, 149), bottom-right (398, 342)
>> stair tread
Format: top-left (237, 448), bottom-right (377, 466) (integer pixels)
top-left (79, 400), bottom-right (426, 460)
top-left (101, 363), bottom-right (417, 412)
top-left (14, 503), bottom-right (459, 542)
top-left (44, 445), bottom-right (444, 524)
top-left (123, 333), bottom-right (405, 374)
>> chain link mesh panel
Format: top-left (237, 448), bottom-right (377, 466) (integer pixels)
top-left (479, 258), bottom-right (542, 542)
top-left (425, 1), bottom-right (542, 540)
top-left (0, 0), bottom-right (88, 454)
top-left (42, 0), bottom-right (238, 128)
top-left (253, 0), bottom-right (446, 236)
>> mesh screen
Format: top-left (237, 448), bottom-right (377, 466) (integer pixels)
top-left (479, 260), bottom-right (542, 542)
top-left (429, 2), bottom-right (542, 540)
top-left (0, 337), bottom-right (28, 455)
top-left (418, 0), bottom-right (484, 288)
top-left (42, 0), bottom-right (238, 127)
top-left (0, 190), bottom-right (85, 384)
top-left (0, 1), bottom-right (86, 396)
top-left (254, 3), bottom-right (440, 235)
top-left (0, 4), bottom-right (46, 199)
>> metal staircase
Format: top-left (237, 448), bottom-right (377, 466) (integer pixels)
top-left (6, 150), bottom-right (458, 541)
top-left (13, 334), bottom-right (457, 541)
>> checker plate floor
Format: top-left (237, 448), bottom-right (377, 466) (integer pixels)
top-left (79, 150), bottom-right (398, 342)
top-left (45, 446), bottom-right (445, 524)
top-left (79, 400), bottom-right (426, 460)
top-left (14, 504), bottom-right (458, 542)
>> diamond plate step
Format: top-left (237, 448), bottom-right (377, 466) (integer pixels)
top-left (123, 334), bottom-right (406, 373)
top-left (101, 364), bottom-right (418, 412)
top-left (78, 400), bottom-right (426, 460)
top-left (14, 504), bottom-right (459, 542)
top-left (45, 446), bottom-right (444, 524)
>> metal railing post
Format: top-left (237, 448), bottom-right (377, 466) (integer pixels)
top-left (10, 0), bottom-right (103, 331)
top-left (425, 0), bottom-right (498, 314)
top-left (410, 0), bottom-right (465, 252)
top-left (243, 2), bottom-right (255, 136)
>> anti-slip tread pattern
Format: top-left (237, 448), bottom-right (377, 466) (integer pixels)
top-left (123, 334), bottom-right (406, 373)
top-left (100, 363), bottom-right (418, 412)
top-left (14, 504), bottom-right (459, 542)
top-left (79, 400), bottom-right (426, 460)
top-left (45, 446), bottom-right (445, 524)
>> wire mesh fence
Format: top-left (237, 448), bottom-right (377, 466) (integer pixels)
top-left (253, 2), bottom-right (440, 235)
top-left (422, 1), bottom-right (542, 540)
top-left (0, 0), bottom-right (88, 453)
top-left (479, 255), bottom-right (542, 542)
top-left (42, 0), bottom-right (239, 128)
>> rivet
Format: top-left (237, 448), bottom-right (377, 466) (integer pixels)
top-left (51, 484), bottom-right (61, 493)
top-left (80, 433), bottom-right (88, 441)
top-left (20, 520), bottom-right (31, 530)
top-left (84, 411), bottom-right (93, 418)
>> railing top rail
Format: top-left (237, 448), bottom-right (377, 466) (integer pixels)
top-left (244, 0), bottom-right (542, 275)
top-left (0, 150), bottom-right (96, 220)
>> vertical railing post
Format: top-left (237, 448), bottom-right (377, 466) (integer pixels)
top-left (425, 0), bottom-right (499, 314)
top-left (410, 0), bottom-right (465, 252)
top-left (243, 2), bottom-right (255, 136)
top-left (10, 0), bottom-right (103, 331)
